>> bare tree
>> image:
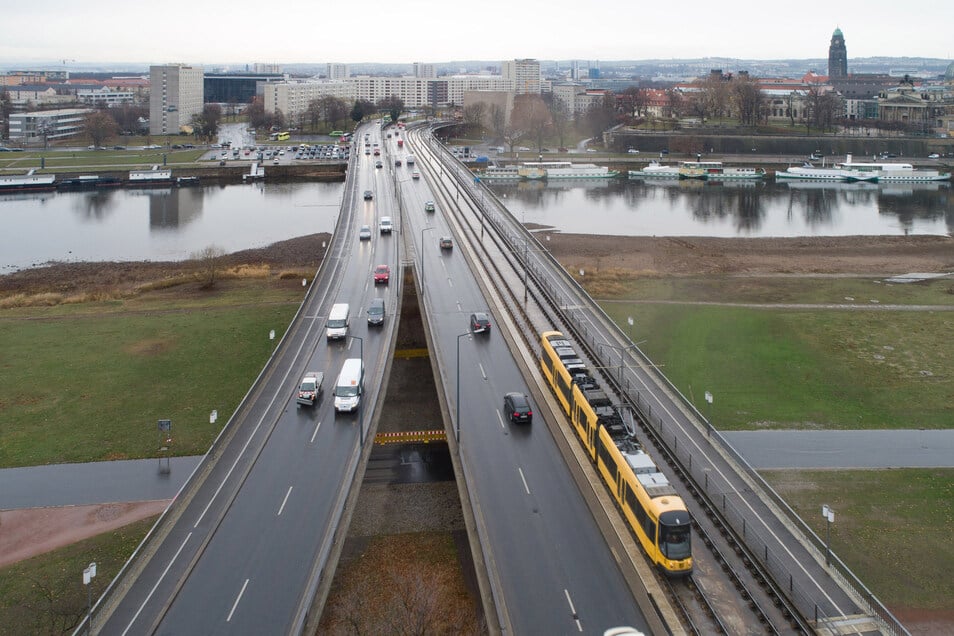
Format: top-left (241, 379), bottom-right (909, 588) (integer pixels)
top-left (193, 245), bottom-right (226, 288)
top-left (544, 94), bottom-right (571, 148)
top-left (731, 74), bottom-right (764, 126)
top-left (488, 103), bottom-right (506, 140)
top-left (85, 111), bottom-right (119, 147)
top-left (510, 94), bottom-right (552, 151)
top-left (462, 101), bottom-right (487, 128)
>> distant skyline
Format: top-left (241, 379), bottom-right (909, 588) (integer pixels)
top-left (3, 1), bottom-right (953, 68)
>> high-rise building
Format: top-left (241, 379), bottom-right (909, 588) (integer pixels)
top-left (413, 63), bottom-right (436, 79)
top-left (149, 64), bottom-right (204, 136)
top-left (502, 59), bottom-right (541, 94)
top-left (828, 27), bottom-right (848, 79)
top-left (327, 64), bottom-right (350, 80)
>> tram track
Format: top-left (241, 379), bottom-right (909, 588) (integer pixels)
top-left (408, 127), bottom-right (803, 635)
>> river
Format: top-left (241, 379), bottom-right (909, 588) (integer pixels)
top-left (2, 175), bottom-right (951, 272)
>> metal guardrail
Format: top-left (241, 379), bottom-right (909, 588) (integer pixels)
top-left (427, 128), bottom-right (908, 636)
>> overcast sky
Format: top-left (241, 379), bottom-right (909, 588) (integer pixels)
top-left (3, 0), bottom-right (952, 67)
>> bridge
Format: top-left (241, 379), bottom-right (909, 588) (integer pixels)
top-left (84, 122), bottom-right (906, 635)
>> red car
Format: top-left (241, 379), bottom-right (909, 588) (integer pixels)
top-left (373, 264), bottom-right (390, 285)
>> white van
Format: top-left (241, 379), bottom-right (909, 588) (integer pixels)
top-left (326, 303), bottom-right (350, 340)
top-left (334, 358), bottom-right (364, 413)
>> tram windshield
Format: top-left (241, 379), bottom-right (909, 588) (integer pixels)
top-left (659, 522), bottom-right (691, 560)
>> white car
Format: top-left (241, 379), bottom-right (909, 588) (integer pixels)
top-left (928, 153), bottom-right (940, 159)
top-left (627, 148), bottom-right (639, 154)
top-left (359, 225), bottom-right (372, 241)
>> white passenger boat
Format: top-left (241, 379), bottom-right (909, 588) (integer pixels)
top-left (774, 163), bottom-right (854, 181)
top-left (839, 158), bottom-right (951, 183)
top-left (678, 160), bottom-right (765, 180)
top-left (628, 161), bottom-right (681, 179)
top-left (519, 161), bottom-right (618, 179)
top-left (478, 164), bottom-right (521, 180)
top-left (0, 169), bottom-right (56, 192)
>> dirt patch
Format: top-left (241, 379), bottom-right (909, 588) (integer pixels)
top-left (123, 337), bottom-right (177, 357)
top-left (0, 501), bottom-right (168, 568)
top-left (539, 233), bottom-right (954, 276)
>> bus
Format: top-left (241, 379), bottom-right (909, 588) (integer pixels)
top-left (270, 131), bottom-right (290, 141)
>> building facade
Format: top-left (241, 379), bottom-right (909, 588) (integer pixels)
top-left (413, 63), bottom-right (436, 79)
top-left (149, 64), bottom-right (204, 136)
top-left (502, 59), bottom-right (541, 94)
top-left (204, 72), bottom-right (284, 104)
top-left (262, 80), bottom-right (355, 119)
top-left (327, 64), bottom-right (350, 80)
top-left (9, 108), bottom-right (92, 143)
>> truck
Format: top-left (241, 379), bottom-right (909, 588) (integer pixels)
top-left (296, 370), bottom-right (324, 407)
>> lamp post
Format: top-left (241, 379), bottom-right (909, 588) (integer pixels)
top-left (822, 504), bottom-right (835, 566)
top-left (602, 341), bottom-right (645, 385)
top-left (350, 335), bottom-right (364, 446)
top-left (456, 331), bottom-right (471, 442)
top-left (420, 226), bottom-right (433, 289)
top-left (627, 315), bottom-right (634, 343)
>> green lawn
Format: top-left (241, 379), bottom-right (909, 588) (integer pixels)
top-left (0, 149), bottom-right (207, 171)
top-left (0, 282), bottom-right (302, 468)
top-left (766, 468), bottom-right (954, 610)
top-left (601, 302), bottom-right (954, 429)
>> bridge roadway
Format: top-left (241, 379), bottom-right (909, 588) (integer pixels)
top-left (410, 127), bottom-right (905, 635)
top-left (89, 121), bottom-right (661, 635)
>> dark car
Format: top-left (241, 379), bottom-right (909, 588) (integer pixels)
top-left (367, 297), bottom-right (385, 326)
top-left (503, 392), bottom-right (533, 424)
top-left (363, 190), bottom-right (373, 200)
top-left (470, 312), bottom-right (491, 334)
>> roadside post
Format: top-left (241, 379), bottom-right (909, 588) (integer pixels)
top-left (83, 562), bottom-right (96, 635)
top-left (158, 419), bottom-right (171, 474)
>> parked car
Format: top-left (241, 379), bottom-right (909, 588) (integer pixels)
top-left (359, 225), bottom-right (372, 241)
top-left (469, 312), bottom-right (491, 334)
top-left (439, 236), bottom-right (453, 250)
top-left (928, 153), bottom-right (940, 159)
top-left (503, 392), bottom-right (533, 424)
top-left (627, 148), bottom-right (639, 154)
top-left (373, 264), bottom-right (390, 284)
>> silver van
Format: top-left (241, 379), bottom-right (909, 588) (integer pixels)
top-left (326, 303), bottom-right (350, 340)
top-left (334, 358), bottom-right (364, 413)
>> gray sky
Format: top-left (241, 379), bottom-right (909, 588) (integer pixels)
top-left (3, 0), bottom-right (952, 66)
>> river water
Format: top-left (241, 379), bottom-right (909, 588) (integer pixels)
top-left (2, 176), bottom-right (951, 272)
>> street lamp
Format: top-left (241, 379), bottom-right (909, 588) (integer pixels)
top-left (456, 331), bottom-right (472, 442)
top-left (350, 335), bottom-right (364, 446)
top-left (822, 504), bottom-right (835, 566)
top-left (627, 315), bottom-right (635, 343)
top-left (420, 226), bottom-right (433, 289)
top-left (601, 341), bottom-right (645, 385)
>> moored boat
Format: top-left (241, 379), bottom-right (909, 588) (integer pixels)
top-left (56, 175), bottom-right (121, 190)
top-left (628, 161), bottom-right (681, 179)
top-left (0, 169), bottom-right (57, 192)
top-left (478, 164), bottom-right (521, 180)
top-left (839, 158), bottom-right (951, 183)
top-left (128, 165), bottom-right (173, 186)
top-left (543, 162), bottom-right (619, 179)
top-left (678, 160), bottom-right (765, 180)
top-left (774, 162), bottom-right (853, 181)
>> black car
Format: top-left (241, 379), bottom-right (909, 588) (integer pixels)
top-left (503, 392), bottom-right (533, 424)
top-left (470, 312), bottom-right (491, 334)
top-left (363, 190), bottom-right (373, 200)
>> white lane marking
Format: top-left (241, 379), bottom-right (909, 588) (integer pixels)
top-left (456, 302), bottom-right (462, 312)
top-left (564, 589), bottom-right (583, 631)
top-left (122, 532), bottom-right (192, 636)
top-left (226, 578), bottom-right (250, 622)
top-left (447, 277), bottom-right (454, 288)
top-left (309, 420), bottom-right (322, 444)
top-left (277, 486), bottom-right (293, 516)
top-left (478, 363), bottom-right (487, 380)
top-left (496, 410), bottom-right (506, 430)
top-left (518, 467), bottom-right (531, 495)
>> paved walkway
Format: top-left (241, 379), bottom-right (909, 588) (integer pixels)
top-left (3, 430), bottom-right (953, 510)
top-left (722, 429), bottom-right (954, 470)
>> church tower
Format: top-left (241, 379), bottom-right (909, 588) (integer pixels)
top-left (828, 27), bottom-right (848, 78)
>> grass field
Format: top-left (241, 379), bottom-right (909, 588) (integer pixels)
top-left (0, 516), bottom-right (157, 635)
top-left (0, 279), bottom-right (303, 468)
top-left (597, 281), bottom-right (954, 430)
top-left (766, 468), bottom-right (954, 610)
top-left (0, 148), bottom-right (207, 171)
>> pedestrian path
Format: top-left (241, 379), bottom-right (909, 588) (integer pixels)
top-left (3, 430), bottom-right (953, 511)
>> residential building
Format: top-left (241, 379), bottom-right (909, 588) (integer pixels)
top-left (413, 63), bottom-right (436, 79)
top-left (77, 87), bottom-right (137, 108)
top-left (149, 64), bottom-right (204, 136)
top-left (327, 64), bottom-right (350, 81)
top-left (502, 59), bottom-right (541, 94)
top-left (262, 80), bottom-right (355, 119)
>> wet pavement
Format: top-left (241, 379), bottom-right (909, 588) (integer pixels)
top-left (4, 430), bottom-right (953, 511)
top-left (721, 429), bottom-right (954, 469)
